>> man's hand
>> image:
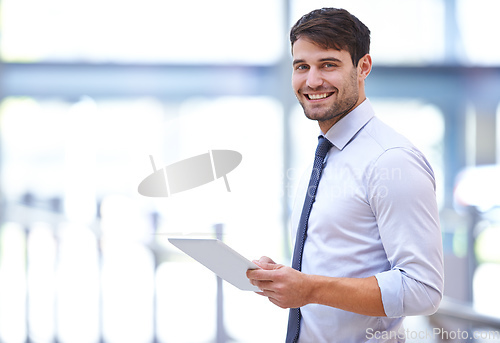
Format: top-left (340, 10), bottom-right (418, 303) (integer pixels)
top-left (246, 256), bottom-right (313, 309)
top-left (247, 257), bottom-right (386, 316)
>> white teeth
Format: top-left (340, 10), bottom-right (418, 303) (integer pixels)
top-left (308, 93), bottom-right (330, 100)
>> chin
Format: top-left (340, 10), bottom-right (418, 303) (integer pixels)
top-left (304, 109), bottom-right (335, 122)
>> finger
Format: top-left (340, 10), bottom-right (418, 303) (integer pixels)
top-left (247, 268), bottom-right (271, 281)
top-left (246, 269), bottom-right (276, 281)
top-left (257, 256), bottom-right (276, 264)
top-left (253, 280), bottom-right (274, 291)
top-left (246, 269), bottom-right (255, 278)
top-left (254, 261), bottom-right (282, 271)
top-left (252, 260), bottom-right (264, 268)
top-left (267, 295), bottom-right (287, 309)
top-left (246, 268), bottom-right (268, 282)
top-left (257, 287), bottom-right (277, 300)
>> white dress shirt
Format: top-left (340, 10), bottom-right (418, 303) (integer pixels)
top-left (290, 99), bottom-right (444, 343)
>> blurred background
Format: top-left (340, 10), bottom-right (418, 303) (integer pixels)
top-left (0, 0), bottom-right (499, 342)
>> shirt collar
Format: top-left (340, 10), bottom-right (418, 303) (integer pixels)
top-left (322, 98), bottom-right (375, 151)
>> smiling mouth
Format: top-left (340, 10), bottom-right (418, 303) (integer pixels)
top-left (305, 92), bottom-right (334, 100)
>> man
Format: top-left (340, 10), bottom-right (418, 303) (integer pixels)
top-left (247, 8), bottom-right (444, 343)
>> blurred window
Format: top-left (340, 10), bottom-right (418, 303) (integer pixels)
top-left (456, 0), bottom-right (500, 65)
top-left (474, 222), bottom-right (500, 316)
top-left (0, 223), bottom-right (27, 343)
top-left (0, 95), bottom-right (287, 342)
top-left (0, 0), bottom-right (284, 64)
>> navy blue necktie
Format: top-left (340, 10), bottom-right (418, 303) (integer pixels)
top-left (286, 136), bottom-right (333, 343)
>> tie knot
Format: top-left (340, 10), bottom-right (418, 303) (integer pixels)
top-left (315, 136), bottom-right (332, 159)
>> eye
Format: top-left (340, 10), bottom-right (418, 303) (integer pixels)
top-left (324, 63), bottom-right (337, 68)
top-left (295, 64), bottom-right (309, 71)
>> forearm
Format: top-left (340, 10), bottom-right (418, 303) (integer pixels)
top-left (306, 274), bottom-right (386, 317)
top-left (247, 260), bottom-right (387, 316)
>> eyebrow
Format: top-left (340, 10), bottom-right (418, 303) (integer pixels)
top-left (292, 57), bottom-right (343, 66)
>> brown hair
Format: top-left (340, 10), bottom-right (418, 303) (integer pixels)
top-left (290, 8), bottom-right (370, 67)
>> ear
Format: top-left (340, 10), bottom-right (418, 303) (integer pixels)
top-left (357, 54), bottom-right (372, 81)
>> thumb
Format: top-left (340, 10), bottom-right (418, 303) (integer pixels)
top-left (254, 260), bottom-right (282, 270)
top-left (253, 256), bottom-right (276, 265)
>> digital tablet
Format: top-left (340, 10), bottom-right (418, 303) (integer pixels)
top-left (168, 238), bottom-right (260, 291)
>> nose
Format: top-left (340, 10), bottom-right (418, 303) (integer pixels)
top-left (306, 67), bottom-right (323, 89)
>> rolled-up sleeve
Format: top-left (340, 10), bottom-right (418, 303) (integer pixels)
top-left (369, 147), bottom-right (444, 318)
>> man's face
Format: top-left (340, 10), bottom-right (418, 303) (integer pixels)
top-left (292, 38), bottom-right (361, 131)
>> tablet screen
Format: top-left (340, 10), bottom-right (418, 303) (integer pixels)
top-left (168, 238), bottom-right (260, 291)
